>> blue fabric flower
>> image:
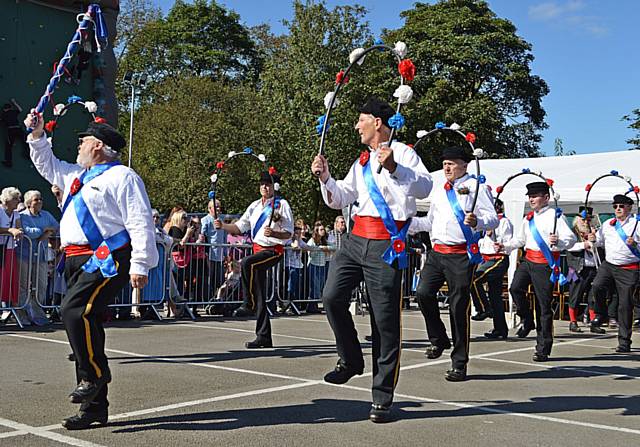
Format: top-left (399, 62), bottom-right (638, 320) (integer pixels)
top-left (243, 147), bottom-right (253, 154)
top-left (580, 210), bottom-right (588, 218)
top-left (610, 170), bottom-right (619, 176)
top-left (388, 112), bottom-right (405, 130)
top-left (374, 38), bottom-right (384, 48)
top-left (478, 174), bottom-right (486, 184)
top-left (522, 168), bottom-right (530, 174)
top-left (316, 115), bottom-right (329, 135)
top-left (555, 208), bottom-right (563, 217)
top-left (67, 95), bottom-right (82, 104)
top-left (208, 191), bottom-right (215, 200)
top-left (435, 121), bottom-right (446, 129)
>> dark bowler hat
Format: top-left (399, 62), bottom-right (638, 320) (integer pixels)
top-left (612, 194), bottom-right (633, 205)
top-left (78, 122), bottom-right (126, 151)
top-left (578, 205), bottom-right (594, 215)
top-left (525, 182), bottom-right (550, 196)
top-left (359, 97), bottom-right (395, 129)
top-left (441, 146), bottom-right (471, 163)
top-left (259, 171), bottom-right (281, 185)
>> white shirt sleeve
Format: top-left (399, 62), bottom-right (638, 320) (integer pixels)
top-left (28, 134), bottom-right (82, 188)
top-left (320, 162), bottom-right (358, 210)
top-left (555, 215), bottom-right (577, 251)
top-left (387, 143), bottom-right (433, 199)
top-left (503, 219), bottom-right (526, 253)
top-left (473, 185), bottom-right (499, 231)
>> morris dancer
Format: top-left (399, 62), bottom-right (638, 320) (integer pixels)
top-left (311, 97), bottom-right (432, 423)
top-left (215, 172), bottom-right (293, 348)
top-left (499, 182), bottom-right (575, 362)
top-left (25, 115), bottom-right (157, 430)
top-left (590, 194), bottom-right (640, 352)
top-left (411, 147), bottom-right (498, 382)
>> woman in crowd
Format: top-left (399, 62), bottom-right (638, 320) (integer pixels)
top-left (168, 210), bottom-right (196, 305)
top-left (306, 220), bottom-right (331, 314)
top-left (0, 187), bottom-right (23, 321)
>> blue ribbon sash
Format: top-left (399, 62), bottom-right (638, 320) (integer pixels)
top-left (252, 197), bottom-right (281, 240)
top-left (528, 217), bottom-right (567, 285)
top-left (362, 160), bottom-right (411, 269)
top-left (445, 187), bottom-right (483, 264)
top-left (613, 220), bottom-right (640, 259)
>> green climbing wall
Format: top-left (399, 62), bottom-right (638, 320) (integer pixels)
top-left (0, 0), bottom-right (96, 215)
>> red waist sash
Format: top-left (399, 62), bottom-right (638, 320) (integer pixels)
top-left (351, 215), bottom-right (407, 240)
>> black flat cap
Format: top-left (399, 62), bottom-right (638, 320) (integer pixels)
top-left (359, 97), bottom-right (394, 129)
top-left (525, 182), bottom-right (550, 196)
top-left (259, 171), bottom-right (281, 185)
top-left (78, 122), bottom-right (126, 151)
top-left (613, 194), bottom-right (633, 205)
top-left (441, 146), bottom-right (471, 163)
top-left (578, 205), bottom-right (594, 215)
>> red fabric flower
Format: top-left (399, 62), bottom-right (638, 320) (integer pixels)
top-left (496, 185), bottom-right (503, 194)
top-left (398, 59), bottom-right (416, 82)
top-left (44, 120), bottom-right (57, 133)
top-left (407, 144), bottom-right (414, 149)
top-left (553, 266), bottom-right (560, 275)
top-left (70, 178), bottom-right (82, 196)
top-left (216, 161), bottom-right (225, 169)
top-left (444, 182), bottom-right (452, 191)
top-left (393, 239), bottom-right (405, 253)
top-left (634, 186), bottom-right (640, 193)
top-left (95, 245), bottom-right (110, 261)
top-left (465, 132), bottom-right (476, 143)
top-left (526, 211), bottom-right (534, 221)
top-left (610, 218), bottom-right (617, 226)
top-left (469, 243), bottom-right (479, 254)
top-left (359, 151), bottom-right (370, 166)
top-left (585, 183), bottom-right (592, 192)
top-left (268, 166), bottom-right (277, 175)
top-left (94, 116), bottom-right (107, 124)
top-left (546, 178), bottom-right (554, 187)
top-left (335, 70), bottom-right (349, 85)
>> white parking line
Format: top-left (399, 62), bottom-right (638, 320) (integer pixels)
top-left (0, 417), bottom-right (106, 446)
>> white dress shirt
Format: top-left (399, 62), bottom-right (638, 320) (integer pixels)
top-left (28, 134), bottom-right (158, 276)
top-left (503, 206), bottom-right (576, 253)
top-left (409, 174), bottom-right (498, 244)
top-left (479, 215), bottom-right (514, 255)
top-left (320, 141), bottom-right (432, 220)
top-left (235, 197), bottom-right (294, 246)
top-left (595, 216), bottom-right (640, 265)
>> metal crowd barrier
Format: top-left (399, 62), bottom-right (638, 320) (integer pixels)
top-left (0, 237), bottom-right (33, 329)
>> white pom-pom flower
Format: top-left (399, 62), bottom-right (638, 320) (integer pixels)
top-left (450, 122), bottom-right (461, 131)
top-left (324, 91), bottom-right (339, 110)
top-left (53, 103), bottom-right (66, 116)
top-left (624, 175), bottom-right (632, 182)
top-left (393, 41), bottom-right (407, 59)
top-left (210, 173), bottom-right (218, 183)
top-left (228, 151), bottom-right (236, 158)
top-left (416, 130), bottom-right (428, 139)
top-left (47, 137), bottom-right (53, 146)
top-left (554, 193), bottom-right (561, 201)
top-left (258, 154), bottom-right (266, 162)
top-left (393, 85), bottom-right (413, 104)
top-left (274, 182), bottom-right (280, 191)
top-left (84, 101), bottom-right (97, 113)
top-left (349, 48), bottom-right (366, 65)
top-left (473, 148), bottom-right (485, 158)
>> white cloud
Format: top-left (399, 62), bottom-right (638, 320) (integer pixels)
top-left (528, 1), bottom-right (607, 37)
top-left (528, 1), bottom-right (584, 21)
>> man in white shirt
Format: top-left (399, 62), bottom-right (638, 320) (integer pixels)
top-left (410, 146), bottom-right (498, 382)
top-left (590, 194), bottom-right (640, 353)
top-left (25, 114), bottom-right (158, 430)
top-left (215, 172), bottom-right (293, 348)
top-left (499, 182), bottom-right (575, 362)
top-left (311, 97), bottom-right (432, 423)
top-left (471, 198), bottom-right (513, 339)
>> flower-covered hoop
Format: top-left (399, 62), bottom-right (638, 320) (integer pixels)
top-left (44, 95), bottom-right (102, 143)
top-left (208, 148), bottom-right (278, 226)
top-left (583, 170), bottom-right (640, 236)
top-left (314, 41), bottom-right (416, 176)
top-left (495, 169), bottom-right (562, 235)
top-left (413, 123), bottom-right (486, 213)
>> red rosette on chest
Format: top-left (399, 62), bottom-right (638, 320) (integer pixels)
top-left (70, 178), bottom-right (82, 196)
top-left (444, 182), bottom-right (452, 191)
top-left (392, 239), bottom-right (405, 253)
top-left (359, 151), bottom-right (370, 166)
top-left (526, 211), bottom-right (534, 221)
top-left (469, 243), bottom-right (479, 254)
top-left (95, 245), bottom-right (111, 261)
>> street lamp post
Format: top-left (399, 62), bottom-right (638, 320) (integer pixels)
top-left (122, 71), bottom-right (147, 168)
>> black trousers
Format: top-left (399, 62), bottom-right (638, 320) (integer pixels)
top-left (322, 234), bottom-right (403, 408)
top-left (241, 249), bottom-right (282, 339)
top-left (509, 259), bottom-right (554, 356)
top-left (591, 261), bottom-right (638, 349)
top-left (567, 266), bottom-right (597, 311)
top-left (61, 248), bottom-right (131, 413)
top-left (416, 251), bottom-right (474, 370)
top-left (471, 257), bottom-right (509, 335)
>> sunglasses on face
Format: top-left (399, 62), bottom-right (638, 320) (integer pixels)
top-left (613, 204), bottom-right (628, 210)
top-left (153, 215), bottom-right (160, 219)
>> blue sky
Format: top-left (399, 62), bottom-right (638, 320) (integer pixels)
top-left (156, 1), bottom-right (639, 156)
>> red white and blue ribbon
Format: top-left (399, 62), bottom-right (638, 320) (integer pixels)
top-left (445, 184), bottom-right (482, 264)
top-left (528, 215), bottom-right (567, 285)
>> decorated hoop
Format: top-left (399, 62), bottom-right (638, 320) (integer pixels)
top-left (315, 40), bottom-right (416, 175)
top-left (43, 95), bottom-right (103, 140)
top-left (208, 147), bottom-right (279, 226)
top-left (413, 122), bottom-right (487, 213)
top-left (583, 170), bottom-right (640, 236)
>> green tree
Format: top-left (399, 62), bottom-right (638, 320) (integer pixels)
top-left (622, 109), bottom-right (640, 149)
top-left (553, 137), bottom-right (575, 156)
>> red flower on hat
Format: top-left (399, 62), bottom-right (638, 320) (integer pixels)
top-left (465, 132), bottom-right (476, 143)
top-left (359, 151), bottom-right (370, 166)
top-left (585, 183), bottom-right (592, 192)
top-left (469, 243), bottom-right (479, 254)
top-left (216, 161), bottom-right (225, 169)
top-left (634, 186), bottom-right (640, 193)
top-left (546, 178), bottom-right (554, 187)
top-left (95, 245), bottom-right (111, 261)
top-left (44, 120), bottom-right (57, 133)
top-left (398, 59), bottom-right (416, 82)
top-left (526, 211), bottom-right (534, 221)
top-left (94, 116), bottom-right (107, 124)
top-left (393, 239), bottom-right (405, 253)
top-left (268, 166), bottom-right (277, 175)
top-left (496, 185), bottom-right (503, 194)
top-left (444, 182), bottom-right (453, 191)
top-left (335, 70), bottom-right (349, 85)
top-left (70, 178), bottom-right (82, 196)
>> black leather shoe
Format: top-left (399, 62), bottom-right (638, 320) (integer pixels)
top-left (445, 367), bottom-right (467, 382)
top-left (516, 323), bottom-right (535, 338)
top-left (323, 362), bottom-right (363, 384)
top-left (484, 329), bottom-right (508, 339)
top-left (369, 404), bottom-right (392, 423)
top-left (67, 352), bottom-right (75, 362)
top-left (532, 353), bottom-right (549, 362)
top-left (633, 318), bottom-right (640, 328)
top-left (425, 344), bottom-right (450, 359)
top-left (569, 322), bottom-right (582, 333)
top-left (364, 335), bottom-right (373, 342)
top-left (615, 345), bottom-right (631, 353)
top-left (590, 316), bottom-right (603, 327)
top-left (68, 376), bottom-right (109, 404)
top-left (62, 411), bottom-right (108, 430)
top-left (471, 311), bottom-right (492, 321)
top-left (233, 306), bottom-right (254, 318)
top-left (244, 337), bottom-right (273, 349)
top-left (590, 324), bottom-right (606, 334)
